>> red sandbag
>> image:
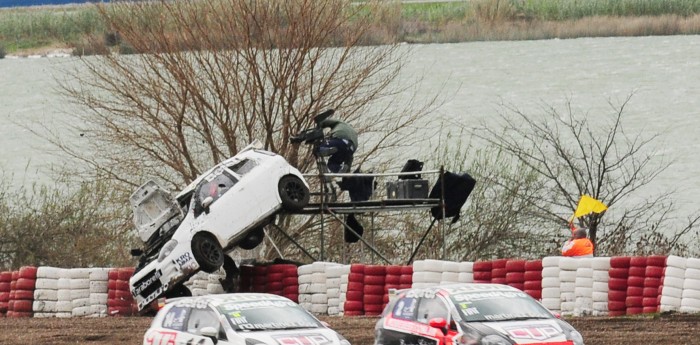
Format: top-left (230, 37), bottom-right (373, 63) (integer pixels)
top-left (524, 280), bottom-right (542, 290)
top-left (608, 278), bottom-right (628, 291)
top-left (0, 292), bottom-right (9, 302)
top-left (628, 266), bottom-right (646, 277)
top-left (350, 264), bottom-right (365, 274)
top-left (364, 265), bottom-right (386, 276)
top-left (608, 268), bottom-right (629, 279)
top-left (115, 280), bottom-right (130, 291)
top-left (117, 268), bottom-right (134, 281)
top-left (642, 297), bottom-right (659, 307)
top-left (508, 283), bottom-right (525, 291)
top-left (642, 287), bottom-right (659, 298)
top-left (629, 257), bottom-right (647, 267)
top-left (645, 266), bottom-right (664, 278)
top-left (646, 256), bottom-right (667, 267)
top-left (626, 286), bottom-right (643, 296)
top-left (282, 277), bottom-right (298, 286)
top-left (13, 290), bottom-right (34, 300)
top-left (0, 272), bottom-right (12, 283)
top-left (363, 295), bottom-right (384, 305)
top-left (108, 270), bottom-right (119, 281)
top-left (15, 278), bottom-right (36, 291)
top-left (363, 284), bottom-right (384, 295)
top-left (626, 307), bottom-right (643, 315)
top-left (472, 271), bottom-right (492, 281)
top-left (9, 311), bottom-right (33, 318)
top-left (114, 289), bottom-right (133, 300)
top-left (607, 301), bottom-right (626, 311)
top-left (505, 260), bottom-right (526, 272)
top-left (283, 285), bottom-right (298, 295)
top-left (344, 310), bottom-right (364, 316)
top-left (608, 290), bottom-right (627, 302)
top-left (267, 282), bottom-right (283, 292)
top-left (627, 276), bottom-right (645, 287)
top-left (491, 268), bottom-right (507, 278)
top-left (643, 278), bottom-right (661, 288)
top-left (11, 271), bottom-right (19, 281)
top-left (610, 257), bottom-right (631, 269)
top-left (525, 290), bottom-right (541, 300)
top-left (385, 275), bottom-right (401, 285)
top-left (343, 301), bottom-right (363, 312)
top-left (364, 275), bottom-right (386, 285)
top-left (505, 272), bottom-right (524, 284)
top-left (267, 273), bottom-right (284, 282)
top-left (524, 271), bottom-right (542, 281)
top-left (399, 275), bottom-right (412, 285)
top-left (18, 267), bottom-right (37, 280)
top-left (492, 259), bottom-right (508, 269)
top-left (625, 296), bottom-right (643, 307)
top-left (525, 260), bottom-right (543, 271)
top-left (364, 304), bottom-right (384, 315)
top-left (386, 266), bottom-right (403, 275)
top-left (12, 300), bottom-right (32, 313)
top-left (643, 306), bottom-right (659, 314)
top-left (108, 306), bottom-right (132, 316)
top-left (347, 282), bottom-right (363, 292)
top-left (491, 278), bottom-right (507, 284)
top-left (107, 298), bottom-right (132, 308)
top-left (401, 266), bottom-right (413, 275)
top-left (346, 290), bottom-right (363, 302)
top-left (608, 310), bottom-right (626, 316)
top-left (473, 261), bottom-right (492, 271)
top-left (284, 294), bottom-right (298, 303)
top-left (348, 272), bottom-right (364, 283)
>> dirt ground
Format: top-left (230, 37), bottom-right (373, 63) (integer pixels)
top-left (0, 313), bottom-right (699, 345)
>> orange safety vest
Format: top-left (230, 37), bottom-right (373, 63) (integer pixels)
top-left (562, 238), bottom-right (594, 257)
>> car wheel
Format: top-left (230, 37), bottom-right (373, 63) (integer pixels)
top-left (278, 175), bottom-right (309, 211)
top-left (191, 233), bottom-right (224, 273)
top-left (239, 227), bottom-right (265, 250)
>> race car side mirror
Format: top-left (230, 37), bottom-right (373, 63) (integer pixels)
top-left (200, 327), bottom-right (218, 344)
top-left (429, 317), bottom-right (448, 334)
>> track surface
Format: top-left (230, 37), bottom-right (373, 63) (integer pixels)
top-left (0, 313), bottom-right (699, 345)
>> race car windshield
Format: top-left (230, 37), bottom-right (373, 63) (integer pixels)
top-left (450, 291), bottom-right (552, 322)
top-left (218, 299), bottom-right (322, 332)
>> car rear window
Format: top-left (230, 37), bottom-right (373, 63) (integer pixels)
top-left (161, 306), bottom-right (189, 331)
top-left (228, 159), bottom-right (258, 176)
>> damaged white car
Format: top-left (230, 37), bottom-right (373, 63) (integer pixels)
top-left (129, 142), bottom-right (310, 311)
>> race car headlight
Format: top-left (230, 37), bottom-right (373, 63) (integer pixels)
top-left (157, 239), bottom-right (178, 262)
top-left (244, 338), bottom-right (267, 345)
top-left (480, 335), bottom-right (512, 345)
top-left (567, 330), bottom-right (584, 345)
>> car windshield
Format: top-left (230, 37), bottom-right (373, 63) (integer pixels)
top-left (449, 289), bottom-right (552, 322)
top-left (218, 298), bottom-right (321, 331)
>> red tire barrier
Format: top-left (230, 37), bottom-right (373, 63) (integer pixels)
top-left (0, 272), bottom-right (12, 282)
top-left (645, 266), bottom-right (664, 278)
top-left (492, 259), bottom-right (508, 269)
top-left (282, 277), bottom-right (298, 286)
top-left (524, 281), bottom-right (542, 290)
top-left (117, 268), bottom-right (134, 281)
top-left (363, 295), bottom-right (383, 305)
top-left (13, 290), bottom-right (34, 300)
top-left (472, 271), bottom-right (492, 281)
top-left (505, 272), bottom-right (525, 284)
top-left (386, 266), bottom-right (403, 275)
top-left (364, 275), bottom-right (386, 286)
top-left (625, 296), bottom-right (643, 307)
top-left (643, 287), bottom-right (659, 298)
top-left (347, 282), bottom-right (363, 292)
top-left (12, 300), bottom-right (32, 313)
top-left (627, 276), bottom-right (645, 287)
top-left (15, 278), bottom-right (36, 291)
top-left (401, 266), bottom-right (413, 275)
top-left (283, 286), bottom-right (298, 295)
top-left (608, 290), bottom-right (627, 302)
top-left (608, 301), bottom-right (626, 311)
top-left (364, 265), bottom-right (386, 276)
top-left (643, 278), bottom-right (661, 289)
top-left (626, 307), bottom-right (643, 315)
top-left (626, 286), bottom-right (643, 297)
top-left (642, 306), bottom-right (659, 314)
top-left (399, 275), bottom-right (412, 285)
top-left (348, 273), bottom-right (364, 282)
top-left (642, 297), bottom-right (658, 308)
top-left (346, 290), bottom-right (363, 302)
top-left (350, 264), bottom-right (365, 274)
top-left (385, 275), bottom-right (401, 285)
top-left (363, 284), bottom-right (384, 295)
top-left (628, 266), bottom-right (646, 277)
top-left (491, 268), bottom-right (507, 278)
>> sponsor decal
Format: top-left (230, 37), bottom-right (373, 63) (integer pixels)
top-left (452, 291), bottom-right (527, 302)
top-left (221, 300), bottom-right (297, 311)
top-left (505, 325), bottom-right (561, 341)
top-left (385, 318), bottom-right (441, 339)
top-left (133, 270), bottom-right (163, 296)
top-left (144, 330), bottom-right (178, 345)
top-left (174, 252), bottom-right (193, 268)
top-left (273, 334), bottom-right (331, 345)
top-left (139, 283), bottom-right (169, 310)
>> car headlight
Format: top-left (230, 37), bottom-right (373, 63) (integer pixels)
top-left (245, 338), bottom-right (267, 345)
top-left (567, 330), bottom-right (584, 345)
top-left (481, 335), bottom-right (512, 345)
top-left (157, 239), bottom-right (178, 262)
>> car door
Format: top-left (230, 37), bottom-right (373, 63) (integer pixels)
top-left (144, 305), bottom-right (215, 345)
top-left (193, 165), bottom-right (262, 241)
top-left (415, 294), bottom-right (458, 345)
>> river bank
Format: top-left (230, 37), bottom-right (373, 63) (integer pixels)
top-left (1, 0), bottom-right (700, 57)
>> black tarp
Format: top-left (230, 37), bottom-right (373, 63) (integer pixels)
top-left (429, 171), bottom-right (476, 223)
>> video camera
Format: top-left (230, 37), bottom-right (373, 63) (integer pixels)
top-left (290, 109), bottom-right (335, 145)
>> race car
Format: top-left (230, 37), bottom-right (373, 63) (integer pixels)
top-left (375, 283), bottom-right (584, 345)
top-left (143, 293), bottom-right (351, 345)
top-left (130, 141), bottom-right (310, 311)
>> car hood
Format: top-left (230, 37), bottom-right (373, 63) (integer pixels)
top-left (463, 319), bottom-right (571, 344)
top-left (232, 327), bottom-right (342, 345)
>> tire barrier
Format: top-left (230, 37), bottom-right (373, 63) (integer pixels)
top-left (660, 255), bottom-right (686, 312)
top-left (343, 264), bottom-right (364, 316)
top-left (0, 270), bottom-right (12, 317)
top-left (680, 257), bottom-right (700, 313)
top-left (523, 260), bottom-right (542, 300)
top-left (107, 267), bottom-right (136, 316)
top-left (5, 254), bottom-right (700, 319)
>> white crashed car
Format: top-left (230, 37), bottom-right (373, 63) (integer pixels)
top-left (143, 293), bottom-right (351, 345)
top-left (129, 142), bottom-right (310, 310)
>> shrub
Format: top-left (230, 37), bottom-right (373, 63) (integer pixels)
top-left (0, 43), bottom-right (5, 59)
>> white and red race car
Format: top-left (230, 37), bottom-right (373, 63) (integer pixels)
top-left (375, 283), bottom-right (584, 345)
top-left (144, 293), bottom-right (351, 345)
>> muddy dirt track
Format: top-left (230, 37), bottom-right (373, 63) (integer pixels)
top-left (0, 313), bottom-right (699, 345)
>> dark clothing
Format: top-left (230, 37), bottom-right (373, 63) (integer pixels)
top-left (318, 118), bottom-right (358, 173)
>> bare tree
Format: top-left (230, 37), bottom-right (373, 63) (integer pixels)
top-left (50, 0), bottom-right (438, 260)
top-left (469, 95), bottom-right (699, 255)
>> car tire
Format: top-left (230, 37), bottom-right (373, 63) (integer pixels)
top-left (191, 233), bottom-right (224, 273)
top-left (239, 227), bottom-right (265, 250)
top-left (278, 175), bottom-right (309, 212)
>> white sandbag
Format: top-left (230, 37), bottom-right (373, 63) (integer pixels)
top-left (88, 268), bottom-right (109, 281)
top-left (207, 284), bottom-right (225, 294)
top-left (311, 273), bottom-right (327, 284)
top-left (592, 291), bottom-right (608, 302)
top-left (660, 295), bottom-right (681, 307)
top-left (66, 268), bottom-right (91, 280)
top-left (34, 313), bottom-right (56, 318)
top-left (542, 256), bottom-right (561, 267)
top-left (423, 259), bottom-right (447, 273)
top-left (298, 274), bottom-right (313, 284)
top-left (308, 284), bottom-right (327, 294)
top-left (55, 301), bottom-right (73, 313)
top-left (326, 278), bottom-right (341, 288)
top-left (190, 288), bottom-right (208, 296)
top-left (575, 277), bottom-right (593, 288)
top-left (662, 286), bottom-right (683, 299)
top-left (441, 272), bottom-right (460, 283)
top-left (680, 297), bottom-right (700, 309)
top-left (664, 267), bottom-right (686, 279)
top-left (663, 276), bottom-right (685, 289)
top-left (682, 289), bottom-right (700, 300)
top-left (666, 255), bottom-right (687, 269)
top-left (56, 290), bottom-right (72, 302)
top-left (298, 294), bottom-right (312, 304)
top-left (541, 288), bottom-right (561, 299)
top-left (685, 268), bottom-right (700, 280)
top-left (37, 266), bottom-right (62, 280)
top-left (590, 257), bottom-right (611, 270)
top-left (298, 283), bottom-right (312, 294)
top-left (55, 312), bottom-right (72, 318)
top-left (33, 300), bottom-right (57, 312)
top-left (541, 277), bottom-right (561, 288)
top-left (34, 289), bottom-right (59, 301)
top-left (541, 298), bottom-right (560, 311)
top-left (592, 301), bottom-right (609, 311)
top-left (57, 278), bottom-right (71, 290)
top-left (541, 267), bottom-right (560, 278)
top-left (458, 272), bottom-right (474, 283)
top-left (309, 304), bottom-right (328, 314)
top-left (89, 281), bottom-right (108, 293)
top-left (443, 261), bottom-right (461, 273)
top-left (311, 294), bottom-right (328, 304)
top-left (560, 292), bottom-right (576, 302)
top-left (90, 293), bottom-right (108, 305)
top-left (685, 258), bottom-right (700, 270)
top-left (560, 282), bottom-right (576, 293)
top-left (576, 268), bottom-right (593, 278)
top-left (592, 270), bottom-right (609, 282)
top-left (682, 278), bottom-right (700, 291)
top-left (459, 262), bottom-right (474, 273)
top-left (72, 298), bottom-right (90, 309)
top-left (35, 278), bottom-right (58, 290)
top-left (558, 257), bottom-right (579, 271)
top-left (71, 306), bottom-right (92, 317)
top-left (575, 287), bottom-right (593, 298)
top-left (297, 265), bottom-right (313, 276)
top-left (559, 271), bottom-right (578, 283)
top-left (90, 304), bottom-right (107, 316)
top-left (70, 289), bottom-right (90, 300)
top-left (327, 288), bottom-right (340, 299)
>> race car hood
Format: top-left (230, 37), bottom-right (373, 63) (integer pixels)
top-left (234, 327), bottom-right (343, 345)
top-left (462, 319), bottom-right (572, 344)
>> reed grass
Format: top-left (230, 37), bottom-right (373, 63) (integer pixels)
top-left (1, 0), bottom-right (699, 54)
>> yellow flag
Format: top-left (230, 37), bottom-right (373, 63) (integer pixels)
top-left (574, 195), bottom-right (608, 218)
